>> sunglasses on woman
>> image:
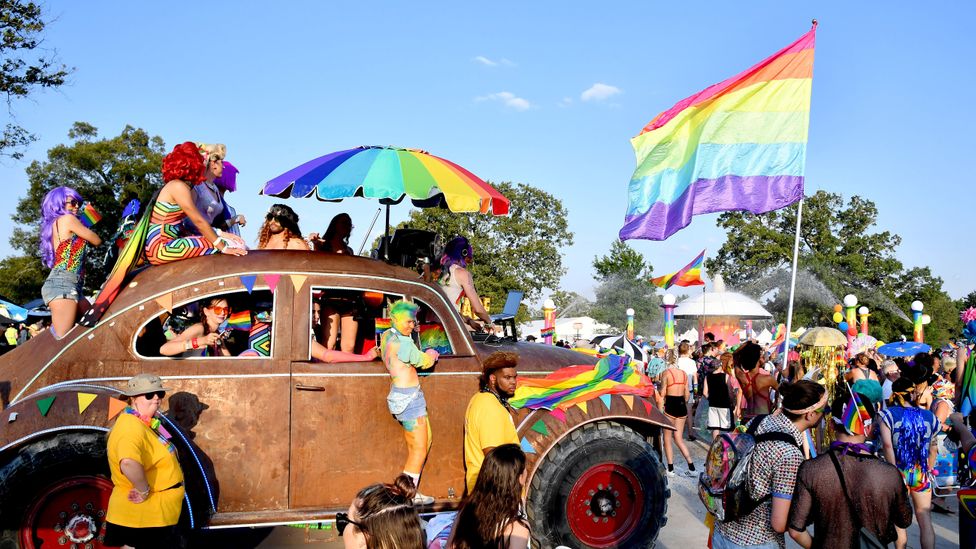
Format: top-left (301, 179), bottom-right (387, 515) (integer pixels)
top-left (208, 306), bottom-right (231, 316)
top-left (140, 391), bottom-right (166, 400)
top-left (65, 198), bottom-right (81, 207)
top-left (335, 512), bottom-right (364, 536)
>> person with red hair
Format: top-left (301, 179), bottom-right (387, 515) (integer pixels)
top-left (145, 142), bottom-right (247, 264)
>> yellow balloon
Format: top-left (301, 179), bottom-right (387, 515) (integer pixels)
top-left (832, 312), bottom-right (843, 324)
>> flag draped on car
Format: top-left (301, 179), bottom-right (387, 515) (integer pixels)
top-left (620, 23), bottom-right (816, 241)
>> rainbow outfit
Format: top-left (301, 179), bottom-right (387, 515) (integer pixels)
top-left (145, 201), bottom-right (221, 265)
top-left (41, 232), bottom-right (90, 305)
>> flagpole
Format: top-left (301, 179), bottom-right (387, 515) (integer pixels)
top-left (782, 198), bottom-right (804, 371)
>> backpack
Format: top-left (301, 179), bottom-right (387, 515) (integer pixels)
top-left (698, 415), bottom-right (800, 522)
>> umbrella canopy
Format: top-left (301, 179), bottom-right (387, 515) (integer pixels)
top-left (877, 341), bottom-right (931, 357)
top-left (797, 327), bottom-right (847, 347)
top-left (593, 334), bottom-right (649, 364)
top-left (849, 334), bottom-right (878, 355)
top-left (261, 146), bottom-right (509, 216)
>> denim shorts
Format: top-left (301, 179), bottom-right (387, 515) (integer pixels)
top-left (41, 270), bottom-right (83, 304)
top-left (387, 385), bottom-right (428, 422)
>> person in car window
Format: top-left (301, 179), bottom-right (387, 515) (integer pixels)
top-left (380, 300), bottom-right (440, 505)
top-left (159, 297), bottom-right (233, 357)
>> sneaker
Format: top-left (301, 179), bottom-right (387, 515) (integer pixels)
top-left (666, 469), bottom-right (675, 477)
top-left (413, 492), bottom-right (435, 506)
top-left (681, 469), bottom-right (697, 478)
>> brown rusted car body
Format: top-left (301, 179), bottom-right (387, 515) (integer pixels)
top-left (0, 252), bottom-right (672, 546)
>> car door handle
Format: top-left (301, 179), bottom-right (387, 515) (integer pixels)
top-left (295, 384), bottom-right (326, 392)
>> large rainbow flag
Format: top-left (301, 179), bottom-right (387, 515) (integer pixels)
top-left (620, 24), bottom-right (816, 241)
top-left (510, 354), bottom-right (655, 411)
top-left (651, 249), bottom-right (705, 289)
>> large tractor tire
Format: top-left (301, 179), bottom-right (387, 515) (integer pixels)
top-left (0, 432), bottom-right (113, 549)
top-left (527, 421), bottom-right (669, 549)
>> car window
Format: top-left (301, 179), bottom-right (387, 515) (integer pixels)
top-left (135, 290), bottom-right (275, 359)
top-left (413, 298), bottom-right (455, 356)
top-left (309, 287), bottom-right (403, 362)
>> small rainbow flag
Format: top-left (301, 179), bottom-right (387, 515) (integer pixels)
top-left (620, 24), bottom-right (815, 241)
top-left (510, 354), bottom-right (655, 411)
top-left (224, 311), bottom-right (252, 331)
top-left (838, 384), bottom-right (871, 436)
top-left (375, 318), bottom-right (392, 334)
top-left (651, 250), bottom-right (705, 289)
top-left (540, 326), bottom-right (555, 339)
top-left (79, 203), bottom-right (103, 228)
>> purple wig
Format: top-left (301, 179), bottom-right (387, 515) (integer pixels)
top-left (440, 236), bottom-right (472, 270)
top-left (215, 160), bottom-right (239, 192)
top-left (40, 186), bottom-right (83, 268)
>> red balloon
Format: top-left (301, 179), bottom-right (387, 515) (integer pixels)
top-left (847, 326), bottom-right (857, 337)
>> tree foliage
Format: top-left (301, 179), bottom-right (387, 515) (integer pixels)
top-left (4, 123), bottom-right (166, 299)
top-left (589, 240), bottom-right (660, 333)
top-left (1, 0), bottom-right (73, 159)
top-left (391, 181), bottom-right (573, 322)
top-left (550, 289), bottom-right (591, 319)
top-left (710, 190), bottom-right (957, 343)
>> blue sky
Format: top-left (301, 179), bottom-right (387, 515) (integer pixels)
top-left (1, 1), bottom-right (973, 303)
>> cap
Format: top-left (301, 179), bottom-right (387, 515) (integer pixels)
top-left (121, 373), bottom-right (171, 396)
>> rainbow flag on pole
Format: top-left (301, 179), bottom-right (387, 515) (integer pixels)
top-left (79, 203), bottom-right (102, 228)
top-left (651, 249), bottom-right (705, 289)
top-left (620, 23), bottom-right (816, 241)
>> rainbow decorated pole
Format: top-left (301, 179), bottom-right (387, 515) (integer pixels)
top-left (911, 300), bottom-right (924, 343)
top-left (843, 295), bottom-right (858, 355)
top-left (858, 306), bottom-right (870, 335)
top-left (662, 294), bottom-right (676, 348)
top-left (542, 298), bottom-right (556, 345)
top-left (626, 308), bottom-right (635, 341)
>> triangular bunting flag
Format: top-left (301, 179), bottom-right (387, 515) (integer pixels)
top-left (290, 274), bottom-right (307, 292)
top-left (622, 395), bottom-right (634, 409)
top-left (77, 393), bottom-right (97, 415)
top-left (642, 399), bottom-right (653, 415)
top-left (107, 397), bottom-right (127, 420)
top-left (576, 401), bottom-right (588, 415)
top-left (240, 275), bottom-right (257, 294)
top-left (37, 396), bottom-right (56, 417)
top-left (530, 420), bottom-right (549, 436)
top-left (264, 274), bottom-right (281, 293)
top-left (155, 293), bottom-right (173, 313)
top-left (520, 436), bottom-right (537, 454)
top-left (599, 394), bottom-right (612, 410)
top-left (549, 408), bottom-right (566, 423)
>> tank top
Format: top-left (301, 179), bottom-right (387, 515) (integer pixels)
top-left (743, 369), bottom-right (772, 417)
top-left (439, 264), bottom-right (464, 309)
top-left (706, 371), bottom-right (732, 408)
top-left (51, 219), bottom-right (89, 274)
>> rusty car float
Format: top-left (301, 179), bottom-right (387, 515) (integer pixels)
top-left (0, 251), bottom-right (672, 548)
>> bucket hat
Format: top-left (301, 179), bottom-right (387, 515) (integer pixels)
top-left (121, 373), bottom-right (171, 397)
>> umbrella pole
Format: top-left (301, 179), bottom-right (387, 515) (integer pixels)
top-left (782, 198), bottom-right (804, 372)
top-left (385, 204), bottom-right (391, 238)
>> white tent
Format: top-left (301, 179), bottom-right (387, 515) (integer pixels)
top-left (673, 276), bottom-right (772, 320)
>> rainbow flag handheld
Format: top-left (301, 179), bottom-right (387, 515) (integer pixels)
top-left (510, 354), bottom-right (654, 411)
top-left (839, 384), bottom-right (871, 436)
top-left (620, 23), bottom-right (816, 241)
top-left (223, 311), bottom-right (252, 332)
top-left (651, 250), bottom-right (705, 289)
top-left (79, 203), bottom-right (103, 228)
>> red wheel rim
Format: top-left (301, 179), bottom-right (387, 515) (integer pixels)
top-left (566, 463), bottom-right (644, 548)
top-left (20, 475), bottom-right (113, 549)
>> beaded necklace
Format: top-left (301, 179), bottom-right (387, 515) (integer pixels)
top-left (124, 407), bottom-right (176, 454)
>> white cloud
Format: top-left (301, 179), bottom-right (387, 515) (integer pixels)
top-left (473, 56), bottom-right (515, 67)
top-left (476, 91), bottom-right (532, 111)
top-left (581, 83), bottom-right (622, 102)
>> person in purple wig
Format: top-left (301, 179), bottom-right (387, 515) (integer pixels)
top-left (438, 236), bottom-right (493, 331)
top-left (214, 160), bottom-right (245, 237)
top-left (39, 186), bottom-right (103, 338)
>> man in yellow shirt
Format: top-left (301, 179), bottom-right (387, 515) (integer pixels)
top-left (464, 351), bottom-right (520, 494)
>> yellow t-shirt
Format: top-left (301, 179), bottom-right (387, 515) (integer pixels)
top-left (464, 392), bottom-right (519, 494)
top-left (106, 413), bottom-right (185, 527)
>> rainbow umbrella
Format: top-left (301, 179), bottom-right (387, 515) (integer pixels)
top-left (261, 146), bottom-right (509, 235)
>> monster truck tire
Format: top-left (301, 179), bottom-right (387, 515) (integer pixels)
top-left (0, 431), bottom-right (112, 549)
top-left (527, 421), bottom-right (669, 549)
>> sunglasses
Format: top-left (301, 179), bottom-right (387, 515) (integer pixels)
top-left (208, 306), bottom-right (231, 316)
top-left (140, 391), bottom-right (166, 400)
top-left (335, 512), bottom-right (364, 536)
top-left (65, 198), bottom-right (81, 207)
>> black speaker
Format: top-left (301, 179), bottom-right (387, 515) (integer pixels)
top-left (388, 229), bottom-right (443, 269)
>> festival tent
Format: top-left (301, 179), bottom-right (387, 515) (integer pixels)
top-left (673, 275), bottom-right (772, 343)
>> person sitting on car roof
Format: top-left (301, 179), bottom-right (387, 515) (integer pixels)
top-left (438, 236), bottom-right (493, 332)
top-left (257, 204), bottom-right (310, 250)
top-left (379, 299), bottom-right (440, 505)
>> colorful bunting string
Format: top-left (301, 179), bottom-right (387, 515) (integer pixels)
top-left (520, 437), bottom-right (537, 454)
top-left (77, 393), bottom-right (97, 415)
top-left (37, 396), bottom-right (56, 417)
top-left (530, 420), bottom-right (549, 436)
top-left (290, 274), bottom-right (307, 292)
top-left (264, 274), bottom-right (281, 293)
top-left (108, 397), bottom-right (127, 420)
top-left (155, 293), bottom-right (173, 313)
top-left (240, 275), bottom-right (257, 294)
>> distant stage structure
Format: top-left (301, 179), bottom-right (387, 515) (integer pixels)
top-left (673, 275), bottom-right (772, 344)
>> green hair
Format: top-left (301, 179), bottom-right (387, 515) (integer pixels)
top-left (390, 300), bottom-right (419, 322)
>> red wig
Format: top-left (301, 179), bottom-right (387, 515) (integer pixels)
top-left (162, 141), bottom-right (206, 184)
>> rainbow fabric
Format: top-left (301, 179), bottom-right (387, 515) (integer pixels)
top-left (79, 203), bottom-right (102, 228)
top-left (771, 323), bottom-right (786, 348)
top-left (961, 352), bottom-right (976, 416)
top-left (839, 387), bottom-right (871, 436)
top-left (248, 322), bottom-right (271, 356)
top-left (374, 318), bottom-right (392, 334)
top-left (224, 311), bottom-right (252, 331)
top-left (419, 323), bottom-right (452, 354)
top-left (620, 25), bottom-right (816, 241)
top-left (651, 250), bottom-right (705, 289)
top-left (510, 354), bottom-right (655, 411)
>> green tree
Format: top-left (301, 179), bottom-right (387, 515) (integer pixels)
top-left (4, 123), bottom-right (166, 299)
top-left (956, 291), bottom-right (976, 311)
top-left (590, 240), bottom-right (660, 333)
top-left (710, 190), bottom-right (953, 342)
top-left (1, 0), bottom-right (73, 159)
top-left (391, 181), bottom-right (573, 321)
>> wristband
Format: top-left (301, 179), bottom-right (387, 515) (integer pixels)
top-left (191, 337), bottom-right (199, 350)
top-left (184, 341), bottom-right (192, 352)
top-left (137, 487), bottom-right (150, 497)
